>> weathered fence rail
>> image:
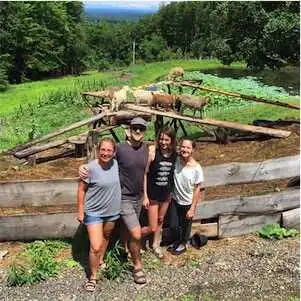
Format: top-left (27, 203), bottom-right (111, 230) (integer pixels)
top-left (0, 155), bottom-right (299, 241)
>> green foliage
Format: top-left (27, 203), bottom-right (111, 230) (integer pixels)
top-left (0, 59), bottom-right (299, 152)
top-left (7, 240), bottom-right (70, 286)
top-left (102, 241), bottom-right (131, 280)
top-left (180, 294), bottom-right (197, 301)
top-left (2, 1), bottom-right (299, 82)
top-left (258, 224), bottom-right (298, 240)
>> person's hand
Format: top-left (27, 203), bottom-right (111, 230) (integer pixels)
top-left (143, 196), bottom-right (150, 210)
top-left (186, 207), bottom-right (195, 220)
top-left (79, 164), bottom-right (88, 179)
top-left (77, 212), bottom-right (84, 224)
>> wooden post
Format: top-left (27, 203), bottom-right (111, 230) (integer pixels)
top-left (86, 131), bottom-right (98, 160)
top-left (154, 115), bottom-right (164, 136)
top-left (178, 120), bottom-right (187, 136)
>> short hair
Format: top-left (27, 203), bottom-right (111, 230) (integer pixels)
top-left (156, 126), bottom-right (177, 152)
top-left (179, 136), bottom-right (196, 148)
top-left (98, 137), bottom-right (117, 152)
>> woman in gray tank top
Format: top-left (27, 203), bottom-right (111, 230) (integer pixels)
top-left (77, 138), bottom-right (121, 292)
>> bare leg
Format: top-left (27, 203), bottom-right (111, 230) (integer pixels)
top-left (86, 223), bottom-right (104, 280)
top-left (153, 201), bottom-right (170, 249)
top-left (141, 202), bottom-right (159, 237)
top-left (99, 221), bottom-right (116, 266)
top-left (128, 226), bottom-right (142, 270)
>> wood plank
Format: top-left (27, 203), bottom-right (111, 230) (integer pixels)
top-left (124, 104), bottom-right (291, 138)
top-left (177, 81), bottom-right (300, 110)
top-left (218, 213), bottom-right (281, 238)
top-left (204, 155), bottom-right (300, 187)
top-left (282, 208), bottom-right (300, 230)
top-left (191, 222), bottom-right (218, 237)
top-left (0, 213), bottom-right (78, 241)
top-left (0, 178), bottom-right (78, 208)
top-left (195, 189), bottom-right (300, 220)
top-left (11, 110), bottom-right (125, 152)
top-left (0, 156), bottom-right (299, 208)
top-left (14, 139), bottom-right (67, 159)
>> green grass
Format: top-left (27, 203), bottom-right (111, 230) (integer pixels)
top-left (7, 240), bottom-right (71, 286)
top-left (0, 59), bottom-right (299, 152)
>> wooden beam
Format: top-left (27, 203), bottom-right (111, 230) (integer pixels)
top-left (14, 139), bottom-right (67, 159)
top-left (124, 104), bottom-right (291, 138)
top-left (11, 110), bottom-right (125, 152)
top-left (218, 213), bottom-right (281, 238)
top-left (204, 155), bottom-right (300, 187)
top-left (195, 189), bottom-right (300, 220)
top-left (0, 156), bottom-right (299, 208)
top-left (0, 213), bottom-right (78, 241)
top-left (177, 81), bottom-right (300, 110)
top-left (282, 208), bottom-right (300, 230)
top-left (191, 222), bottom-right (218, 238)
top-left (0, 178), bottom-right (78, 208)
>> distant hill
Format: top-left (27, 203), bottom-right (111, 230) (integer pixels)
top-left (84, 4), bottom-right (157, 21)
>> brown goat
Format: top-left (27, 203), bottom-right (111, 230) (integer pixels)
top-left (151, 92), bottom-right (175, 111)
top-left (176, 95), bottom-right (210, 118)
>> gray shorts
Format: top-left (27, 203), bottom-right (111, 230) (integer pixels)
top-left (120, 199), bottom-right (142, 230)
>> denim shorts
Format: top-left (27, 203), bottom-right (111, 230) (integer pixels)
top-left (84, 213), bottom-right (120, 225)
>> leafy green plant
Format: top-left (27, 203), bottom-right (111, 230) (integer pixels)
top-left (7, 240), bottom-right (69, 286)
top-left (258, 224), bottom-right (298, 239)
top-left (102, 241), bottom-right (131, 280)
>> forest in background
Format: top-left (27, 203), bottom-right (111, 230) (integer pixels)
top-left (0, 1), bottom-right (299, 89)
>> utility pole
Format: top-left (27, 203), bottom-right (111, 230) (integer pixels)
top-left (132, 40), bottom-right (136, 65)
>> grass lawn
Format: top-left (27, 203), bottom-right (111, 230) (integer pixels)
top-left (0, 59), bottom-right (299, 151)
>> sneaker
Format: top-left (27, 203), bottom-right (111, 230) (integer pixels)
top-left (171, 244), bottom-right (186, 256)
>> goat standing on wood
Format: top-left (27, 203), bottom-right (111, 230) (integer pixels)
top-left (110, 86), bottom-right (131, 111)
top-left (133, 89), bottom-right (154, 106)
top-left (167, 67), bottom-right (185, 81)
top-left (151, 92), bottom-right (175, 111)
top-left (175, 95), bottom-right (210, 118)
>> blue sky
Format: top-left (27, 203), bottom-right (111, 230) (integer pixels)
top-left (84, 1), bottom-right (172, 11)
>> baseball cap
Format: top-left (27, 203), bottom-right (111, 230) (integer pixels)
top-left (130, 117), bottom-right (147, 128)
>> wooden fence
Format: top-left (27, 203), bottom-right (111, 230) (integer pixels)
top-left (0, 155), bottom-right (299, 241)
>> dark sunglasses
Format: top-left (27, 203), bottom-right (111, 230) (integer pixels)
top-left (131, 125), bottom-right (146, 132)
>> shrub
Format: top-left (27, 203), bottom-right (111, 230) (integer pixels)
top-left (258, 224), bottom-right (298, 239)
top-left (7, 240), bottom-right (69, 286)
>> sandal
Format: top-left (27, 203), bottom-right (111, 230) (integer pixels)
top-left (152, 247), bottom-right (164, 259)
top-left (85, 279), bottom-right (97, 292)
top-left (133, 268), bottom-right (146, 284)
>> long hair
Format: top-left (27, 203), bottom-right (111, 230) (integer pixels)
top-left (156, 126), bottom-right (177, 153)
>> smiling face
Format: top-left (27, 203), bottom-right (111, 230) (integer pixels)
top-left (158, 133), bottom-right (172, 151)
top-left (179, 139), bottom-right (194, 161)
top-left (98, 140), bottom-right (116, 164)
top-left (130, 125), bottom-right (146, 143)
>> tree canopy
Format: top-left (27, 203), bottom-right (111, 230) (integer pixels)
top-left (0, 1), bottom-right (299, 85)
